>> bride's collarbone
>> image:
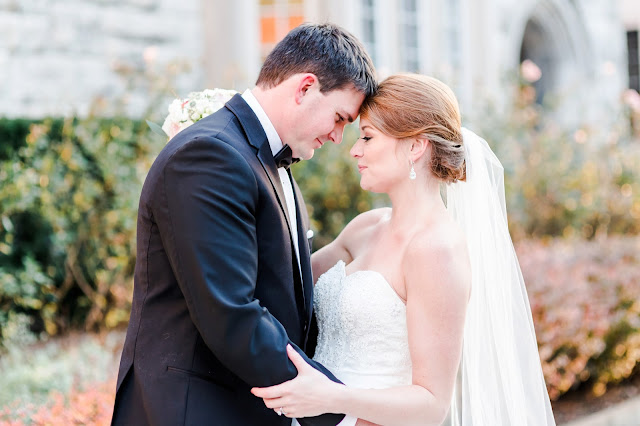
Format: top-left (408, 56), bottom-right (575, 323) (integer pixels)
top-left (345, 220), bottom-right (427, 298)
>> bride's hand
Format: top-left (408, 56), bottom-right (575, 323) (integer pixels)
top-left (251, 344), bottom-right (342, 418)
top-left (355, 420), bottom-right (380, 426)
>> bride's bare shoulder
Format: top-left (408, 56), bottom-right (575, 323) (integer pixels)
top-left (403, 219), bottom-right (470, 297)
top-left (313, 208), bottom-right (388, 276)
top-left (410, 216), bottom-right (467, 255)
top-left (340, 207), bottom-right (390, 238)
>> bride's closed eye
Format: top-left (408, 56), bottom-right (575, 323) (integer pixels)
top-left (359, 136), bottom-right (372, 142)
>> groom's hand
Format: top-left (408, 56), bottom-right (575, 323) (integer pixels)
top-left (251, 344), bottom-right (342, 418)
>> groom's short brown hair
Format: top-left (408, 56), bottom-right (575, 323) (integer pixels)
top-left (256, 23), bottom-right (377, 97)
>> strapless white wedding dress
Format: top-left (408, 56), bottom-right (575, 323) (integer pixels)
top-left (313, 260), bottom-right (412, 388)
top-left (292, 260), bottom-right (412, 425)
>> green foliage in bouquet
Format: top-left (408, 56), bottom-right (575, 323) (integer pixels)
top-left (0, 117), bottom-right (164, 341)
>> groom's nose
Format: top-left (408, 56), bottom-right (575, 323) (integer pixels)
top-left (328, 127), bottom-right (343, 145)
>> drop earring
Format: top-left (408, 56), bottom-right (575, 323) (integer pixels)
top-left (409, 160), bottom-right (416, 180)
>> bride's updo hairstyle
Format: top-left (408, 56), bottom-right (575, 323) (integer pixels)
top-left (360, 74), bottom-right (466, 183)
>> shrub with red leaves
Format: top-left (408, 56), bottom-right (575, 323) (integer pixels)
top-left (0, 380), bottom-right (115, 425)
top-left (519, 237), bottom-right (640, 400)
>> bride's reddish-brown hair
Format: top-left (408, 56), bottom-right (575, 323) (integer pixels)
top-left (360, 74), bottom-right (466, 183)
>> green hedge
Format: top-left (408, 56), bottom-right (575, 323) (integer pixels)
top-left (0, 117), bottom-right (163, 340)
top-left (0, 118), bottom-right (39, 161)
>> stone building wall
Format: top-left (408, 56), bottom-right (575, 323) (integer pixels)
top-left (1, 0), bottom-right (634, 129)
top-left (0, 0), bottom-right (204, 118)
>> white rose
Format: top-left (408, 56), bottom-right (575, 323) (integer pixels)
top-left (161, 88), bottom-right (238, 141)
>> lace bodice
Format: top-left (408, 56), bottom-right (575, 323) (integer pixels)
top-left (312, 260), bottom-right (412, 389)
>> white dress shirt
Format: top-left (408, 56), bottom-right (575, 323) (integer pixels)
top-left (242, 89), bottom-right (301, 270)
top-left (242, 89), bottom-right (356, 426)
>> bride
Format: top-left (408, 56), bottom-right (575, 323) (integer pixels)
top-left (252, 74), bottom-right (556, 425)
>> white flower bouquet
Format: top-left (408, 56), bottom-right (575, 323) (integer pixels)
top-left (148, 88), bottom-right (238, 140)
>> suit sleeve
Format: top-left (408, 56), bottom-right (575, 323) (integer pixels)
top-left (155, 138), bottom-right (344, 425)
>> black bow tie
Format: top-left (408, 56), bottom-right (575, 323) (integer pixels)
top-left (273, 144), bottom-right (300, 169)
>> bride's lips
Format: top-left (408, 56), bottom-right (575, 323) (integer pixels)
top-left (315, 138), bottom-right (324, 147)
top-left (358, 165), bottom-right (367, 173)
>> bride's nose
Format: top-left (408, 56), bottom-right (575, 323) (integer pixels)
top-left (350, 139), bottom-right (363, 158)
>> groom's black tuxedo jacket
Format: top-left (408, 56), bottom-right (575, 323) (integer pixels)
top-left (112, 94), bottom-right (344, 426)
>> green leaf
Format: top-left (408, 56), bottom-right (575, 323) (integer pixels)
top-left (146, 120), bottom-right (168, 139)
top-left (1, 216), bottom-right (13, 232)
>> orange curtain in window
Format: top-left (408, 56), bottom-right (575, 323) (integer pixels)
top-left (260, 1), bottom-right (305, 59)
top-left (261, 16), bottom-right (277, 44)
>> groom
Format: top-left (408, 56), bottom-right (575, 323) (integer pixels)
top-left (111, 23), bottom-right (376, 425)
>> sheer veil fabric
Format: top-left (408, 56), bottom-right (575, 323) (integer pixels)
top-left (446, 128), bottom-right (556, 425)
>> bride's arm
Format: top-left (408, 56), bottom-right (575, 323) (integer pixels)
top-left (311, 208), bottom-right (388, 282)
top-left (332, 239), bottom-right (470, 426)
top-left (253, 235), bottom-right (470, 426)
top-left (310, 235), bottom-right (351, 283)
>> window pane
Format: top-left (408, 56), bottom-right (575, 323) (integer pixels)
top-left (288, 15), bottom-right (304, 30)
top-left (628, 31), bottom-right (640, 92)
top-left (399, 0), bottom-right (419, 71)
top-left (261, 16), bottom-right (277, 44)
top-left (260, 0), bottom-right (306, 60)
top-left (402, 0), bottom-right (416, 11)
top-left (405, 25), bottom-right (417, 48)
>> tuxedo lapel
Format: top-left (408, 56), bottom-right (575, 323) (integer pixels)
top-left (257, 150), bottom-right (295, 234)
top-left (225, 94), bottom-right (307, 327)
top-left (290, 173), bottom-right (314, 325)
top-left (225, 95), bottom-right (293, 235)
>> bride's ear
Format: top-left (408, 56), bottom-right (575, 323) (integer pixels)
top-left (409, 137), bottom-right (430, 162)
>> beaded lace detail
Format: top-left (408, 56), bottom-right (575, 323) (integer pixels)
top-left (312, 260), bottom-right (412, 389)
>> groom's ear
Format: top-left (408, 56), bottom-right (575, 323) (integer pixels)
top-left (294, 73), bottom-right (318, 104)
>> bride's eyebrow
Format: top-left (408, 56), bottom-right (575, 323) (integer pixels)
top-left (361, 125), bottom-right (372, 132)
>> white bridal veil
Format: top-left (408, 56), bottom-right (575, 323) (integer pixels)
top-left (446, 128), bottom-right (556, 425)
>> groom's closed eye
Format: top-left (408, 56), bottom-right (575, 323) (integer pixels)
top-left (337, 112), bottom-right (355, 123)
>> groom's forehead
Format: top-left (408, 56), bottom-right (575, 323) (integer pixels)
top-left (335, 90), bottom-right (365, 120)
top-left (326, 86), bottom-right (365, 104)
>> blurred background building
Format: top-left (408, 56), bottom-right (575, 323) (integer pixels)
top-left (2, 0), bottom-right (638, 129)
top-left (2, 4), bottom-right (640, 422)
